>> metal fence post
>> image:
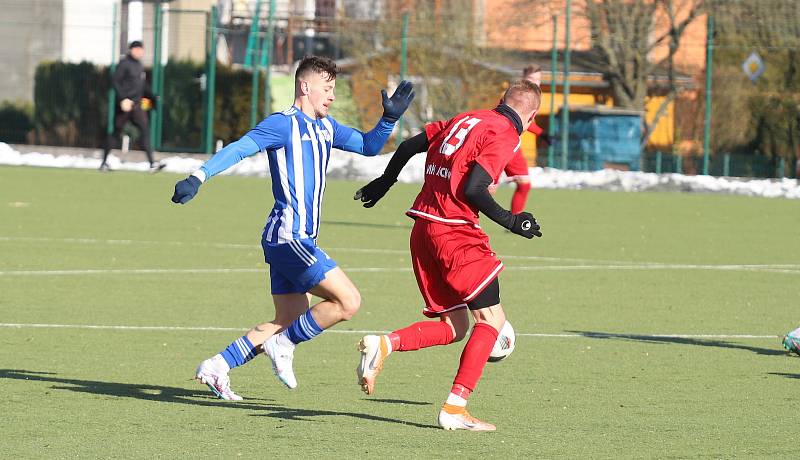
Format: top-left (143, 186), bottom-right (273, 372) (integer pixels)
top-left (702, 14), bottom-right (714, 175)
top-left (547, 14), bottom-right (557, 168)
top-left (250, 39), bottom-right (261, 127)
top-left (106, 3), bottom-right (119, 137)
top-left (150, 0), bottom-right (164, 150)
top-left (204, 6), bottom-right (218, 154)
top-left (656, 151), bottom-right (662, 174)
top-left (723, 153), bottom-right (730, 176)
top-left (560, 0), bottom-right (571, 170)
top-left (244, 0), bottom-right (262, 68)
top-left (262, 0), bottom-right (276, 117)
top-left (396, 12), bottom-right (409, 148)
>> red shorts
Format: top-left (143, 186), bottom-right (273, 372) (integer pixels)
top-left (503, 151), bottom-right (529, 179)
top-left (410, 218), bottom-right (504, 318)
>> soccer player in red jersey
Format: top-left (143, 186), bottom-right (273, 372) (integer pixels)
top-left (494, 64), bottom-right (551, 214)
top-left (353, 79), bottom-right (543, 431)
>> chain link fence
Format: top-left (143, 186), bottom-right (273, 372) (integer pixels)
top-left (0, 1), bottom-right (798, 181)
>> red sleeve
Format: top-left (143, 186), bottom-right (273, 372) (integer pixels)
top-left (527, 121), bottom-right (543, 135)
top-left (425, 120), bottom-right (448, 141)
top-left (475, 134), bottom-right (520, 181)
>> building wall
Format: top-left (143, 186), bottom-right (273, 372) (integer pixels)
top-left (482, 0), bottom-right (706, 72)
top-left (167, 0), bottom-right (214, 63)
top-left (62, 0), bottom-right (117, 65)
top-left (482, 0), bottom-right (593, 52)
top-left (0, 0), bottom-right (64, 103)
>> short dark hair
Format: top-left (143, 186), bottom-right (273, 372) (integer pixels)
top-left (295, 56), bottom-right (338, 82)
top-left (129, 40), bottom-right (144, 50)
top-left (522, 64), bottom-right (541, 76)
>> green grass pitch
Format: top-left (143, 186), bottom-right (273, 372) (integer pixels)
top-left (1, 165), bottom-right (799, 457)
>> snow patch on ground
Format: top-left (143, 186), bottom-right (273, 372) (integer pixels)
top-left (1, 142), bottom-right (798, 199)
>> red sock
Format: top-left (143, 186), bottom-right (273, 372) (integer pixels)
top-left (452, 322), bottom-right (499, 392)
top-left (450, 383), bottom-right (472, 400)
top-left (510, 182), bottom-right (531, 215)
top-left (388, 321), bottom-right (455, 352)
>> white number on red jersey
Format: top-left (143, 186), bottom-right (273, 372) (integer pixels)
top-left (439, 116), bottom-right (482, 156)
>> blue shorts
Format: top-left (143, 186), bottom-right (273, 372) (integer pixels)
top-left (262, 238), bottom-right (338, 295)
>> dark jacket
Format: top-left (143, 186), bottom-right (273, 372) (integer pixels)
top-left (112, 54), bottom-right (154, 103)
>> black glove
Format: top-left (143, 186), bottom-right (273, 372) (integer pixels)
top-left (354, 175), bottom-right (397, 208)
top-left (509, 212), bottom-right (542, 239)
top-left (539, 133), bottom-right (552, 146)
top-left (381, 80), bottom-right (415, 123)
top-left (171, 175), bottom-right (202, 204)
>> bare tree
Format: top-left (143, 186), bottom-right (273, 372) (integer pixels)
top-left (339, 0), bottom-right (508, 131)
top-left (510, 0), bottom-right (704, 143)
top-left (707, 0), bottom-right (800, 161)
top-left (581, 0), bottom-right (704, 145)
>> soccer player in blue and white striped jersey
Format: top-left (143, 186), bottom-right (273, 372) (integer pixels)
top-left (171, 56), bottom-right (414, 400)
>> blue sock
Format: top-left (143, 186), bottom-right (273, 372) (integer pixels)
top-left (219, 335), bottom-right (258, 369)
top-left (284, 310), bottom-right (324, 345)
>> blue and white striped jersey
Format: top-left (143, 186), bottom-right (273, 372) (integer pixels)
top-left (198, 106), bottom-right (395, 245)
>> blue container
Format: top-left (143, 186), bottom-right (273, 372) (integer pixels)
top-left (551, 106), bottom-right (643, 171)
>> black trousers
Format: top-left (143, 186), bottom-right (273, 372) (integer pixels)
top-left (102, 106), bottom-right (154, 165)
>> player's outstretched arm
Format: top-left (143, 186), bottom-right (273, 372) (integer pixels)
top-left (171, 136), bottom-right (261, 205)
top-left (336, 81), bottom-right (416, 157)
top-left (354, 131), bottom-right (428, 208)
top-left (463, 164), bottom-right (542, 238)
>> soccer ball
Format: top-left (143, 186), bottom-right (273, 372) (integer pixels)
top-left (488, 321), bottom-right (515, 362)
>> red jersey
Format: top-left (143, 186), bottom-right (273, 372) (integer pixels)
top-left (407, 109), bottom-right (521, 226)
top-left (527, 121), bottom-right (544, 136)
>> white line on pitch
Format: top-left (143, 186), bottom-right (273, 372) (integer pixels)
top-left (1, 264), bottom-right (798, 277)
top-left (0, 267), bottom-right (411, 276)
top-left (0, 323), bottom-right (779, 339)
top-left (0, 235), bottom-right (712, 266)
top-left (2, 236), bottom-right (798, 274)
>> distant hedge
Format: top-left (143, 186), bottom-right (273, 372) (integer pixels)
top-left (30, 61), bottom-right (265, 150)
top-left (0, 101), bottom-right (34, 144)
top-left (34, 61), bottom-right (108, 147)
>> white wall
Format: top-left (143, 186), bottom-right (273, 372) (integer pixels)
top-left (62, 0), bottom-right (118, 65)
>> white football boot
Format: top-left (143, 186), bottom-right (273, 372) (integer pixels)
top-left (356, 335), bottom-right (391, 395)
top-left (438, 403), bottom-right (497, 431)
top-left (195, 354), bottom-right (243, 401)
top-left (263, 333), bottom-right (298, 389)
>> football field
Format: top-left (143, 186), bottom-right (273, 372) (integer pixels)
top-left (2, 165), bottom-right (799, 458)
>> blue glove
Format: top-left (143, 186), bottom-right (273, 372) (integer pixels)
top-left (171, 175), bottom-right (202, 204)
top-left (381, 80), bottom-right (415, 123)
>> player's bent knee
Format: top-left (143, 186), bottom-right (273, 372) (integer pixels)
top-left (445, 312), bottom-right (470, 342)
top-left (451, 327), bottom-right (468, 342)
top-left (337, 288), bottom-right (362, 321)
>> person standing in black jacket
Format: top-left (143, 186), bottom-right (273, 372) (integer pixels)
top-left (100, 40), bottom-right (163, 172)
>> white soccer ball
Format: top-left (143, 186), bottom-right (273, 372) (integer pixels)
top-left (488, 321), bottom-right (515, 362)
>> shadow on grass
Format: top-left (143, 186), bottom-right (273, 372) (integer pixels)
top-left (768, 372), bottom-right (800, 380)
top-left (567, 331), bottom-right (785, 356)
top-left (366, 398), bottom-right (431, 406)
top-left (0, 369), bottom-right (437, 429)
